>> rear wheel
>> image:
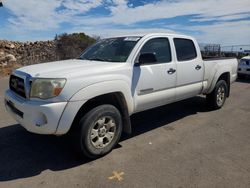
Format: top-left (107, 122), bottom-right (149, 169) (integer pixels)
top-left (71, 105), bottom-right (122, 159)
top-left (206, 80), bottom-right (228, 109)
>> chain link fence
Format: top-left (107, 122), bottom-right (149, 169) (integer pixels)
top-left (199, 44), bottom-right (250, 59)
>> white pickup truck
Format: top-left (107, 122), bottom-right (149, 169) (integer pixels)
top-left (5, 33), bottom-right (237, 158)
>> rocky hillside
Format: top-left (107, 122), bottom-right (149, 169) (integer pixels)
top-left (0, 33), bottom-right (96, 77)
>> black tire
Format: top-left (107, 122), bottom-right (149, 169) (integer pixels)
top-left (71, 105), bottom-right (122, 159)
top-left (206, 80), bottom-right (228, 110)
top-left (238, 73), bottom-right (245, 79)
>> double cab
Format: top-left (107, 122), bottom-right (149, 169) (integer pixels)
top-left (5, 33), bottom-right (238, 158)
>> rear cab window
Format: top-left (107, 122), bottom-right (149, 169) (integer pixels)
top-left (174, 38), bottom-right (197, 61)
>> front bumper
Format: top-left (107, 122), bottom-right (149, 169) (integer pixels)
top-left (238, 65), bottom-right (250, 75)
top-left (5, 89), bottom-right (67, 134)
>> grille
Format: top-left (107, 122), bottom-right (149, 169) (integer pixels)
top-left (9, 75), bottom-right (26, 98)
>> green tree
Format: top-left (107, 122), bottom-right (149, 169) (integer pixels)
top-left (55, 32), bottom-right (97, 60)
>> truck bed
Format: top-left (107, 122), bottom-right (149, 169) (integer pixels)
top-left (202, 57), bottom-right (238, 94)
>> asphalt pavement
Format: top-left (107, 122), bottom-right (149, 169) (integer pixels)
top-left (0, 77), bottom-right (250, 188)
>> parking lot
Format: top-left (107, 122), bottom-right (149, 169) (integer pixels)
top-left (0, 77), bottom-right (250, 188)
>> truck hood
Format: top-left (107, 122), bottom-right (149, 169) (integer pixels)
top-left (17, 59), bottom-right (124, 78)
top-left (15, 59), bottom-right (131, 101)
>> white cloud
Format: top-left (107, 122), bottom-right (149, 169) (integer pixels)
top-left (76, 0), bottom-right (250, 25)
top-left (1, 0), bottom-right (250, 45)
top-left (67, 20), bottom-right (250, 46)
top-left (189, 20), bottom-right (250, 46)
top-left (68, 26), bottom-right (176, 38)
top-left (191, 13), bottom-right (250, 22)
top-left (4, 0), bottom-right (61, 30)
top-left (59, 0), bottom-right (103, 15)
top-left (5, 0), bottom-right (249, 29)
top-left (3, 0), bottom-right (104, 30)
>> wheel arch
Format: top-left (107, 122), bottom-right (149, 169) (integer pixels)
top-left (69, 92), bottom-right (132, 134)
top-left (56, 80), bottom-right (134, 135)
top-left (208, 68), bottom-right (231, 97)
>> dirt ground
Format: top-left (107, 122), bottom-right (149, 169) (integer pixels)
top-left (0, 77), bottom-right (250, 188)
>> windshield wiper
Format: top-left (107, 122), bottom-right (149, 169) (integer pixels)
top-left (78, 57), bottom-right (118, 62)
top-left (88, 57), bottom-right (107, 61)
top-left (87, 57), bottom-right (118, 62)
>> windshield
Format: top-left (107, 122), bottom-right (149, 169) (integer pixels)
top-left (79, 37), bottom-right (141, 62)
top-left (240, 59), bottom-right (250, 65)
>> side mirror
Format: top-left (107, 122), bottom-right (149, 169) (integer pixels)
top-left (138, 53), bottom-right (157, 65)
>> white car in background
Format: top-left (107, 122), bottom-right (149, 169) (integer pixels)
top-left (238, 56), bottom-right (250, 79)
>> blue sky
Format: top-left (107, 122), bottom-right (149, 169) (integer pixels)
top-left (0, 0), bottom-right (250, 45)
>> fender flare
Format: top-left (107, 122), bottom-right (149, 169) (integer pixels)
top-left (56, 80), bottom-right (134, 135)
top-left (207, 65), bottom-right (232, 94)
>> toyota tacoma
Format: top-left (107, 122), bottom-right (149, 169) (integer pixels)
top-left (5, 33), bottom-right (238, 158)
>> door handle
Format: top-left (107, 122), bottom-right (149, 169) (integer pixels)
top-left (167, 68), bottom-right (176, 74)
top-left (195, 65), bottom-right (202, 70)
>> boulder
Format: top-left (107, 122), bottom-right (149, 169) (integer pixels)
top-left (6, 54), bottom-right (17, 62)
top-left (0, 53), bottom-right (16, 63)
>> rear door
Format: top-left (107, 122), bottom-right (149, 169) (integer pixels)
top-left (173, 38), bottom-right (204, 100)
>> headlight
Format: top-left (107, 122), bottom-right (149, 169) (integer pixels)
top-left (30, 78), bottom-right (66, 99)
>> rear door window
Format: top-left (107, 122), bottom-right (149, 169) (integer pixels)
top-left (174, 38), bottom-right (197, 61)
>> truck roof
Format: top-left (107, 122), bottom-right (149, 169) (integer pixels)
top-left (105, 32), bottom-right (193, 40)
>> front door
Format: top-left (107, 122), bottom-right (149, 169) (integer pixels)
top-left (133, 37), bottom-right (177, 112)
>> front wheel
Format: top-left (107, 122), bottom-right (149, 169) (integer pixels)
top-left (71, 105), bottom-right (122, 159)
top-left (206, 80), bottom-right (228, 109)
